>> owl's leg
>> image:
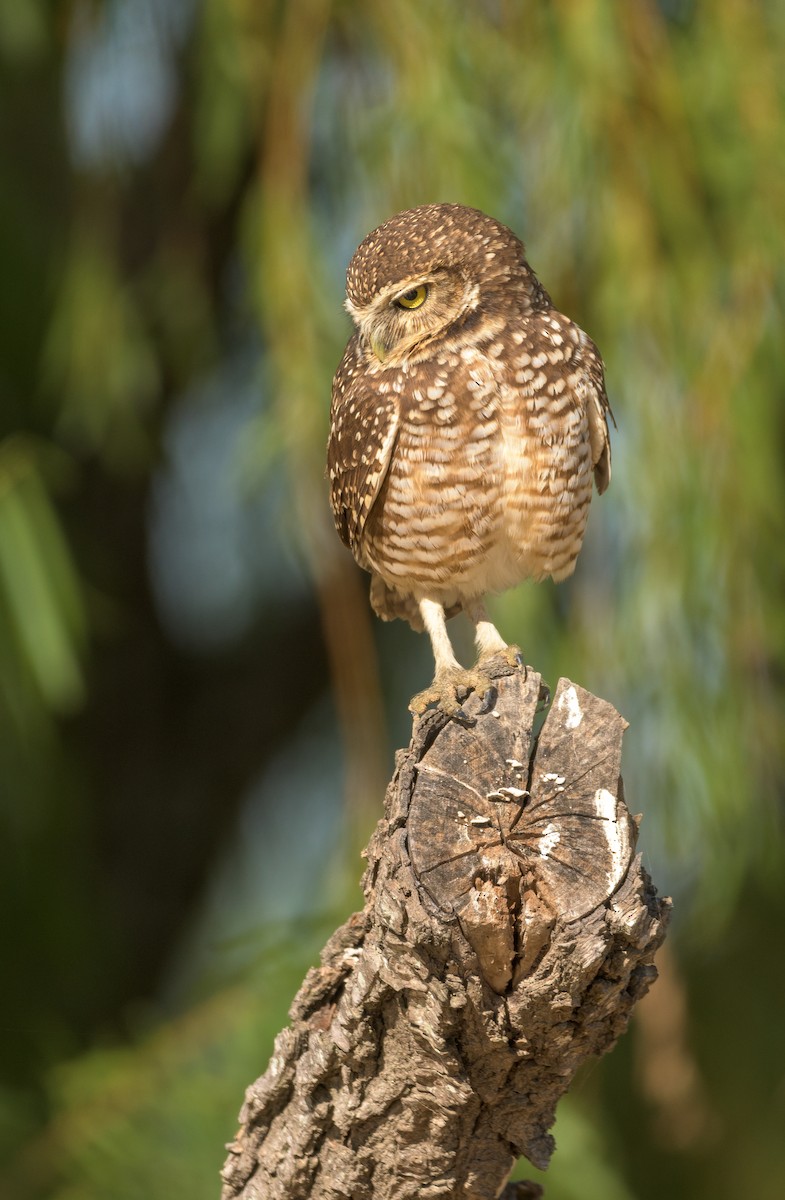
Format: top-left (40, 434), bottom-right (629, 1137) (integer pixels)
top-left (466, 598), bottom-right (508, 660)
top-left (409, 598), bottom-right (465, 715)
top-left (418, 597), bottom-right (461, 676)
top-left (466, 598), bottom-right (524, 669)
top-left (410, 598), bottom-right (504, 717)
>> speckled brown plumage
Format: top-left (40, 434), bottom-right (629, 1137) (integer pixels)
top-left (327, 204), bottom-right (612, 712)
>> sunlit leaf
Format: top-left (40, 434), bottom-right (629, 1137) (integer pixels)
top-left (0, 442), bottom-right (86, 714)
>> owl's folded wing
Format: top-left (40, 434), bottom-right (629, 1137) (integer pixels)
top-left (577, 329), bottom-right (613, 495)
top-left (327, 334), bottom-right (399, 563)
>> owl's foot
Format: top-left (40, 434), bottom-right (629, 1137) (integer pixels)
top-left (409, 665), bottom-right (499, 719)
top-left (479, 643), bottom-right (525, 672)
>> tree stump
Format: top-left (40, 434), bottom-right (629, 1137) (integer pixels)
top-left (220, 663), bottom-right (669, 1199)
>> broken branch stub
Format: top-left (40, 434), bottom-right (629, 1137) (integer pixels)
top-left (221, 665), bottom-right (669, 1200)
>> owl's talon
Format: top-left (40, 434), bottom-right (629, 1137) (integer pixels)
top-left (499, 644), bottom-right (525, 672)
top-left (509, 648), bottom-right (527, 680)
top-left (478, 686), bottom-right (498, 715)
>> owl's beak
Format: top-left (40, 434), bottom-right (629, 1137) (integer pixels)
top-left (370, 333), bottom-right (388, 363)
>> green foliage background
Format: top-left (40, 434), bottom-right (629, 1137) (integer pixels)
top-left (1, 1), bottom-right (784, 1197)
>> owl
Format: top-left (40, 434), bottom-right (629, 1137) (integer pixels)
top-left (327, 204), bottom-right (612, 714)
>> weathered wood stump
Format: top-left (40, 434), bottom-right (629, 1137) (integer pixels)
top-left (221, 663), bottom-right (669, 1199)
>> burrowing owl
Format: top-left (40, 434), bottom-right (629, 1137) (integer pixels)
top-left (327, 204), bottom-right (612, 713)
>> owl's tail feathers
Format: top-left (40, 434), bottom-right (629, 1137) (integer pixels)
top-left (369, 575), bottom-right (461, 632)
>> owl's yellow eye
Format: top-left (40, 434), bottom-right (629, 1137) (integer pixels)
top-left (394, 284), bottom-right (428, 310)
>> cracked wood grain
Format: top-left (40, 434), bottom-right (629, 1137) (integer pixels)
top-left (220, 663), bottom-right (669, 1199)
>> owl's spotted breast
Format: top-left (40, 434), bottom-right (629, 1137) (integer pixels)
top-left (327, 203), bottom-right (612, 713)
top-left (332, 312), bottom-right (604, 604)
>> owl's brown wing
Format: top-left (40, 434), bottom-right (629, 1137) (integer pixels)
top-left (327, 334), bottom-right (399, 564)
top-left (577, 329), bottom-right (613, 495)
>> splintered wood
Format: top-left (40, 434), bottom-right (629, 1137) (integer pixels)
top-left (221, 666), bottom-right (669, 1200)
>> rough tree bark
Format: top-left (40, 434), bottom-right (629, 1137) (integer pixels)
top-left (221, 663), bottom-right (669, 1199)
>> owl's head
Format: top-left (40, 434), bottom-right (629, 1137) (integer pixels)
top-left (344, 204), bottom-right (536, 365)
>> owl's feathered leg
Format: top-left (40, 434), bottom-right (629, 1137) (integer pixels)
top-left (465, 598), bottom-right (524, 669)
top-left (418, 598), bottom-right (461, 676)
top-left (410, 598), bottom-right (467, 714)
top-left (466, 598), bottom-right (508, 660)
top-left (410, 598), bottom-right (508, 717)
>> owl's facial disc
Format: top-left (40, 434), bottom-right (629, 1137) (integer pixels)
top-left (352, 271), bottom-right (476, 365)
